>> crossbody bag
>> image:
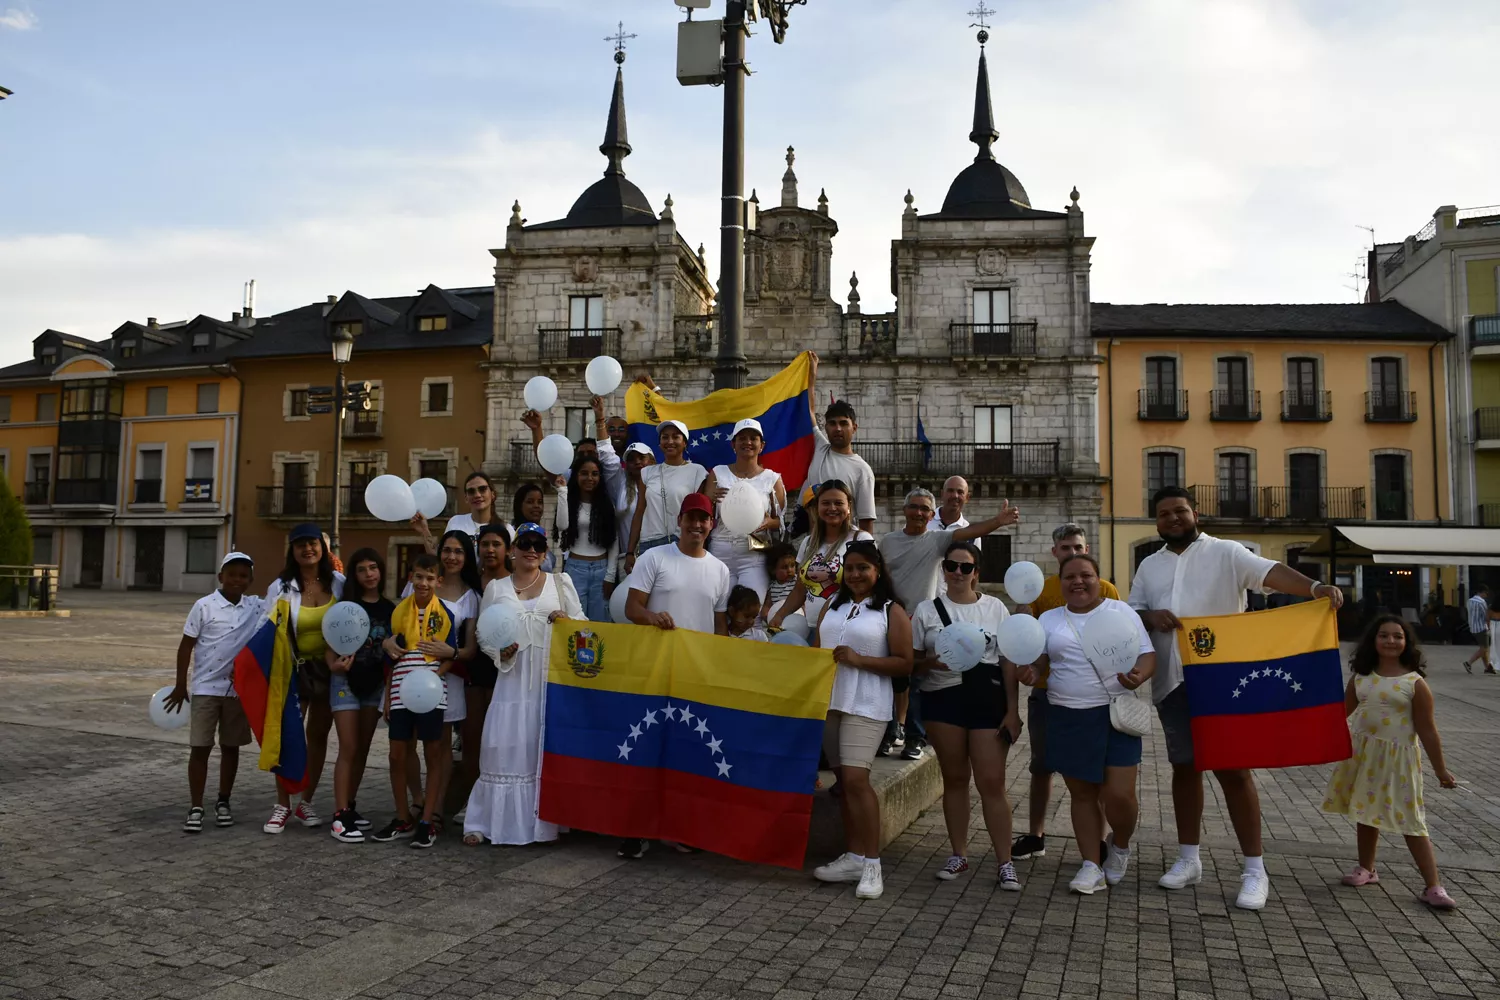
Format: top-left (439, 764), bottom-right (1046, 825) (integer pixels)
top-left (1062, 609), bottom-right (1151, 738)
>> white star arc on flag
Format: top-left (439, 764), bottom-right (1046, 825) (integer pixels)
top-left (616, 700), bottom-right (735, 781)
top-left (1235, 667), bottom-right (1304, 696)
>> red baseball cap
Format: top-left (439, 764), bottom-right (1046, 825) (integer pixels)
top-left (679, 493), bottom-right (713, 518)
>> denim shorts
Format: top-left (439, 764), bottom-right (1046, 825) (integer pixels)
top-left (1045, 702), bottom-right (1142, 784)
top-left (329, 671), bottom-right (382, 713)
top-left (388, 707), bottom-right (443, 743)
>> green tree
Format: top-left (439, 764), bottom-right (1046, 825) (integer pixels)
top-left (0, 474), bottom-right (34, 606)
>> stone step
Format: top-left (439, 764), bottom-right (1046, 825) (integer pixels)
top-left (806, 750), bottom-right (942, 864)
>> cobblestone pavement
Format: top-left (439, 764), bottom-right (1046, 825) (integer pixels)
top-left (2, 591), bottom-right (1499, 1000)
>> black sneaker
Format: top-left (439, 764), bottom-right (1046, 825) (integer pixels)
top-left (893, 723), bottom-right (906, 746)
top-left (330, 809), bottom-right (365, 843)
top-left (618, 838), bottom-right (649, 859)
top-left (371, 817), bottom-right (415, 842)
top-left (900, 739), bottom-right (925, 761)
top-left (1012, 834), bottom-right (1046, 859)
top-left (183, 806), bottom-right (204, 834)
top-left (876, 737), bottom-right (896, 757)
top-left (213, 798), bottom-right (234, 827)
top-left (409, 821), bottom-right (436, 849)
top-left (347, 802), bottom-right (371, 830)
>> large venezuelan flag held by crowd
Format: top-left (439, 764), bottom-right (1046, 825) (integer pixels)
top-left (539, 620), bottom-right (837, 869)
top-left (625, 352), bottom-right (816, 492)
top-left (1177, 599), bottom-right (1351, 773)
top-left (233, 603), bottom-right (309, 794)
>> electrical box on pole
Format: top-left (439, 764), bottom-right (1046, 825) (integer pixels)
top-left (677, 18), bottom-right (723, 86)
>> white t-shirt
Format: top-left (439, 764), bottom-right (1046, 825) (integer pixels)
top-left (1127, 532), bottom-right (1277, 703)
top-left (637, 463), bottom-right (708, 543)
top-left (818, 597), bottom-right (894, 720)
top-left (554, 486), bottom-right (620, 571)
top-left (630, 544), bottom-right (731, 634)
top-left (1039, 599), bottom-right (1154, 710)
top-left (183, 591), bottom-right (267, 696)
top-left (806, 429), bottom-right (877, 525)
top-left (911, 593), bottom-right (1008, 693)
top-left (709, 464), bottom-right (782, 556)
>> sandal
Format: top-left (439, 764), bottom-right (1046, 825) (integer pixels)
top-left (463, 832), bottom-right (485, 846)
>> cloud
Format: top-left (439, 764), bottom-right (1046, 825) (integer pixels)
top-left (0, 7), bottom-right (37, 30)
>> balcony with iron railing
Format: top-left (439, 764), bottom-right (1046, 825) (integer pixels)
top-left (1280, 390), bottom-right (1332, 422)
top-left (184, 478), bottom-right (215, 503)
top-left (1137, 390), bottom-right (1188, 421)
top-left (52, 479), bottom-right (115, 506)
top-left (1474, 407), bottom-right (1500, 445)
top-left (1365, 391), bottom-right (1417, 423)
top-left (23, 481), bottom-right (50, 505)
top-left (510, 440), bottom-right (546, 479)
top-left (1260, 486), bottom-right (1366, 521)
top-left (948, 321), bottom-right (1037, 359)
top-left (537, 325), bottom-right (621, 362)
top-left (1187, 484), bottom-right (1260, 519)
top-left (1472, 314), bottom-right (1500, 349)
top-left (1374, 490), bottom-right (1409, 521)
top-left (858, 442), bottom-right (1060, 480)
top-left (1208, 390), bottom-right (1261, 421)
top-left (133, 478), bottom-right (162, 504)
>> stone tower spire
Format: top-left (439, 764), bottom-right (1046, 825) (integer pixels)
top-left (781, 146), bottom-right (798, 208)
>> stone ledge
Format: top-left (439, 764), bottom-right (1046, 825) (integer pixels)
top-left (806, 752), bottom-right (943, 865)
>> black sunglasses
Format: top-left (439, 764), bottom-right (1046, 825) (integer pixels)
top-left (514, 537), bottom-right (548, 553)
top-left (942, 559), bottom-right (978, 575)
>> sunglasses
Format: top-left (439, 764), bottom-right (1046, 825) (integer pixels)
top-left (942, 560), bottom-right (978, 575)
top-left (464, 486), bottom-right (490, 496)
top-left (514, 537), bottom-right (548, 553)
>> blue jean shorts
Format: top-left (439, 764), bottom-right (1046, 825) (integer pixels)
top-left (329, 671), bottom-right (382, 713)
top-left (1045, 702), bottom-right (1142, 784)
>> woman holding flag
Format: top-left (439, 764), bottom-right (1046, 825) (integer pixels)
top-left (706, 418), bottom-right (787, 602)
top-left (260, 523), bottom-right (346, 834)
top-left (464, 522), bottom-right (582, 846)
top-left (1017, 553), bottom-right (1155, 895)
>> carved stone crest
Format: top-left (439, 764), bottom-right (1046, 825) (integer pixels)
top-left (572, 255), bottom-right (599, 283)
top-left (976, 248), bottom-right (1008, 276)
top-left (766, 220), bottom-right (809, 293)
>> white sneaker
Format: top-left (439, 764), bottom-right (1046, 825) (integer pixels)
top-left (855, 860), bottom-right (884, 899)
top-left (1102, 839), bottom-right (1131, 886)
top-left (1070, 861), bottom-right (1106, 894)
top-left (1236, 869), bottom-right (1270, 910)
top-left (1158, 856), bottom-right (1203, 889)
top-left (814, 852), bottom-right (865, 884)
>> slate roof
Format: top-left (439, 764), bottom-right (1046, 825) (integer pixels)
top-left (228, 288), bottom-right (494, 360)
top-left (1091, 302), bottom-right (1450, 340)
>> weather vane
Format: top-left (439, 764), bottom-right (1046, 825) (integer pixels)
top-left (606, 21), bottom-right (637, 65)
top-left (968, 1), bottom-right (995, 44)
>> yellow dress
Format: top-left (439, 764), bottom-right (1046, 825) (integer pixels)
top-left (1321, 672), bottom-right (1427, 836)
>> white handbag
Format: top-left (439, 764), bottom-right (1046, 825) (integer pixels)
top-left (1065, 611), bottom-right (1152, 738)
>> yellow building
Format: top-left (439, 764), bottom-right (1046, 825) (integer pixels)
top-left (1095, 302), bottom-right (1453, 616)
top-left (0, 317), bottom-right (248, 591)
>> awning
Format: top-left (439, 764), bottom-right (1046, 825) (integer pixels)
top-left (1299, 525), bottom-right (1500, 567)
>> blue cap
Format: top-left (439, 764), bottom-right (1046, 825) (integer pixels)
top-left (513, 521), bottom-right (546, 540)
top-left (288, 522), bottom-right (323, 542)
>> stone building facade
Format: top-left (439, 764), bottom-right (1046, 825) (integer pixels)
top-left (484, 40), bottom-right (1101, 572)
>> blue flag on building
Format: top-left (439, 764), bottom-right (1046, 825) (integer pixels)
top-left (917, 407), bottom-right (932, 469)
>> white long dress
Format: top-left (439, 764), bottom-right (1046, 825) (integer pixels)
top-left (464, 572), bottom-right (583, 845)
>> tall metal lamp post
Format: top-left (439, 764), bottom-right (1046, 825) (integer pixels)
top-left (677, 0), bottom-right (808, 391)
top-left (329, 326), bottom-right (354, 555)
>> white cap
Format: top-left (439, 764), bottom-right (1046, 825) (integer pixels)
top-left (624, 441), bottom-right (655, 458)
top-left (220, 551), bottom-right (254, 569)
top-left (657, 419), bottom-right (690, 440)
top-left (731, 418), bottom-right (764, 440)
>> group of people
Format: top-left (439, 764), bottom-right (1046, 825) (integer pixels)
top-left (167, 359), bottom-right (1463, 909)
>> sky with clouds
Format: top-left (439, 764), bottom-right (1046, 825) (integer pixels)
top-left (1, 0), bottom-right (1497, 364)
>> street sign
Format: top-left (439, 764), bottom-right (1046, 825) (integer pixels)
top-left (307, 404), bottom-right (334, 414)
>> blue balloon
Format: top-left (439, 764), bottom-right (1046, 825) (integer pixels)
top-left (771, 630), bottom-right (810, 647)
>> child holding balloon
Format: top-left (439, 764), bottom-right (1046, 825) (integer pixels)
top-left (167, 552), bottom-right (265, 834)
top-left (327, 549), bottom-right (395, 844)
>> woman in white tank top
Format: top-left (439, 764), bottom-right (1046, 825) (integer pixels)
top-left (705, 419), bottom-right (786, 603)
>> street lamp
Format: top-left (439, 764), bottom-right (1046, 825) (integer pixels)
top-left (678, 0), bottom-right (808, 390)
top-left (329, 325), bottom-right (354, 555)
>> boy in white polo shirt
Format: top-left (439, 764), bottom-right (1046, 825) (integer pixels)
top-left (165, 552), bottom-right (266, 833)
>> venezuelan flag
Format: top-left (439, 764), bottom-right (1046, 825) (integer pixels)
top-left (625, 352), bottom-right (815, 491)
top-left (1177, 599), bottom-right (1352, 773)
top-left (540, 621), bottom-right (837, 868)
top-left (232, 602), bottom-right (308, 794)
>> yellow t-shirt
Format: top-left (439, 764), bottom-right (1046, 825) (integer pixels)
top-left (1027, 575), bottom-right (1121, 689)
top-left (295, 600), bottom-right (334, 661)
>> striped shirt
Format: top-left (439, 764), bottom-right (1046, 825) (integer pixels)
top-left (1469, 594), bottom-right (1490, 634)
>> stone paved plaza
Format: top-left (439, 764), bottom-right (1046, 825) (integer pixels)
top-left (2, 592), bottom-right (1499, 1000)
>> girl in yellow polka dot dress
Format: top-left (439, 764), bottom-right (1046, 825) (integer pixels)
top-left (1322, 615), bottom-right (1458, 909)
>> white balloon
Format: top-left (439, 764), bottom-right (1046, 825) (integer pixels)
top-left (476, 603), bottom-right (523, 659)
top-left (935, 621), bottom-right (988, 673)
top-left (410, 478), bottom-right (448, 519)
top-left (399, 670), bottom-right (444, 714)
top-left (364, 474), bottom-right (417, 522)
top-left (1004, 561), bottom-right (1046, 605)
top-left (780, 612), bottom-right (811, 641)
top-left (524, 376), bottom-right (558, 412)
top-left (321, 601), bottom-right (371, 657)
top-left (149, 686), bottom-right (190, 731)
top-left (997, 614), bottom-right (1047, 666)
top-left (609, 577), bottom-right (632, 624)
top-left (585, 355), bottom-right (623, 397)
top-left (772, 630), bottom-right (809, 647)
top-left (1081, 609), bottom-right (1142, 674)
top-left (537, 434), bottom-right (575, 475)
top-left (718, 482), bottom-right (764, 536)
